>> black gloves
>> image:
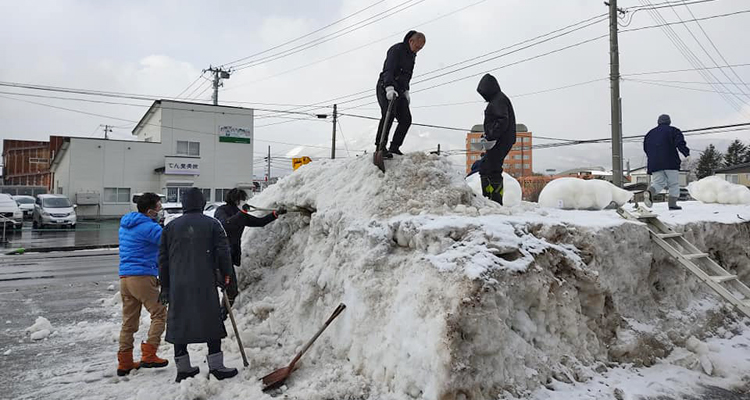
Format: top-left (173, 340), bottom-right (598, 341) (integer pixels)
top-left (158, 288), bottom-right (169, 306)
top-left (275, 207), bottom-right (287, 216)
top-left (241, 204), bottom-right (250, 212)
top-left (214, 269), bottom-right (229, 290)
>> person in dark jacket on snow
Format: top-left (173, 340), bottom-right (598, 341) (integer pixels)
top-left (116, 192), bottom-right (169, 376)
top-left (158, 188), bottom-right (238, 382)
top-left (643, 114), bottom-right (690, 210)
top-left (375, 30), bottom-right (426, 158)
top-left (213, 188), bottom-right (286, 309)
top-left (476, 73), bottom-right (516, 205)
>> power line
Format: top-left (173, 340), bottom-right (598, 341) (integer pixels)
top-left (174, 73), bottom-right (205, 99)
top-left (222, 0), bottom-right (489, 93)
top-left (220, 0), bottom-right (387, 67)
top-left (623, 78), bottom-right (750, 95)
top-left (231, 0), bottom-right (426, 71)
top-left (624, 62), bottom-right (750, 76)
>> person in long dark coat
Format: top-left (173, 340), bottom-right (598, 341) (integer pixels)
top-left (158, 188), bottom-right (238, 382)
top-left (213, 188), bottom-right (285, 311)
top-left (476, 73), bottom-right (516, 205)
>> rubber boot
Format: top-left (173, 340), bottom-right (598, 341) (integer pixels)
top-left (388, 146), bottom-right (404, 156)
top-left (644, 187), bottom-right (656, 208)
top-left (207, 352), bottom-right (238, 380)
top-left (480, 175), bottom-right (504, 205)
top-left (668, 196), bottom-right (682, 210)
top-left (383, 150), bottom-right (393, 159)
top-left (175, 354), bottom-right (200, 383)
top-left (140, 342), bottom-right (169, 368)
top-left (117, 350), bottom-right (140, 376)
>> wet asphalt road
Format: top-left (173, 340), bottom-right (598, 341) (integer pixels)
top-left (1, 220), bottom-right (119, 251)
top-left (0, 249), bottom-right (119, 399)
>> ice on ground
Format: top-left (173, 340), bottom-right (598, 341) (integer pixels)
top-left (107, 284), bottom-right (115, 291)
top-left (30, 329), bottom-right (51, 341)
top-left (3, 349), bottom-right (11, 356)
top-left (688, 176), bottom-right (750, 204)
top-left (465, 171), bottom-right (522, 207)
top-left (538, 177), bottom-right (633, 210)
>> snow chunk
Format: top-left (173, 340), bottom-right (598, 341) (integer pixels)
top-left (107, 284), bottom-right (115, 291)
top-left (687, 176), bottom-right (750, 205)
top-left (30, 329), bottom-right (51, 341)
top-left (465, 172), bottom-right (522, 207)
top-left (3, 349), bottom-right (10, 356)
top-left (25, 316), bottom-right (52, 334)
top-left (538, 178), bottom-right (633, 210)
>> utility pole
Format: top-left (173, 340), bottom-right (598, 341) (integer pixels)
top-left (606, 0), bottom-right (626, 187)
top-left (331, 104), bottom-right (337, 159)
top-left (204, 66), bottom-right (231, 106)
top-left (267, 145), bottom-right (271, 183)
top-left (101, 124), bottom-right (112, 140)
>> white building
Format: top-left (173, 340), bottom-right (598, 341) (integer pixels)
top-left (629, 167), bottom-right (689, 187)
top-left (50, 100), bottom-right (255, 217)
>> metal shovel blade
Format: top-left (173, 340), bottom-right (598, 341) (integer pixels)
top-left (261, 365), bottom-right (293, 391)
top-left (373, 151), bottom-right (385, 172)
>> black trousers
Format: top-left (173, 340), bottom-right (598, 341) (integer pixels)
top-left (375, 84), bottom-right (412, 151)
top-left (174, 340), bottom-right (221, 357)
top-left (479, 135), bottom-right (515, 179)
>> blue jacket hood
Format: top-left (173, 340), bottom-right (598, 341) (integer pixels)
top-left (120, 212), bottom-right (154, 229)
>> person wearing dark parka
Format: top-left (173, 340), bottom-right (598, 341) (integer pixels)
top-left (158, 188), bottom-right (238, 382)
top-left (643, 114), bottom-right (690, 210)
top-left (375, 30), bottom-right (426, 158)
top-left (476, 73), bottom-right (516, 205)
top-left (213, 188), bottom-right (285, 313)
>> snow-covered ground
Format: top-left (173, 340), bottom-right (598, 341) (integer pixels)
top-left (7, 153), bottom-right (750, 400)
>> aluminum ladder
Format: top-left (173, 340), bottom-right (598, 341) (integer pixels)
top-left (618, 206), bottom-right (750, 318)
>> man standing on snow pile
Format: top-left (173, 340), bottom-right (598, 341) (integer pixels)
top-left (116, 192), bottom-right (169, 376)
top-left (214, 188), bottom-right (286, 313)
top-left (643, 114), bottom-right (690, 210)
top-left (477, 73), bottom-right (516, 205)
top-left (375, 30), bottom-right (426, 158)
top-left (158, 188), bottom-right (239, 382)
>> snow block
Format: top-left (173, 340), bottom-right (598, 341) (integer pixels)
top-left (465, 172), bottom-right (522, 207)
top-left (538, 178), bottom-right (633, 210)
top-left (234, 154), bottom-right (749, 399)
top-left (688, 176), bottom-right (750, 205)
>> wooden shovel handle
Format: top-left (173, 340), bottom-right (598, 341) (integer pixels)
top-left (289, 303), bottom-right (346, 368)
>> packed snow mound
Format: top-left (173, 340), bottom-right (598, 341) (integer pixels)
top-left (538, 177), bottom-right (633, 210)
top-left (688, 176), bottom-right (750, 204)
top-left (228, 155), bottom-right (750, 399)
top-left (465, 172), bottom-right (522, 207)
top-left (26, 317), bottom-right (52, 340)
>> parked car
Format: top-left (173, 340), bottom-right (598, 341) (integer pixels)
top-left (33, 194), bottom-right (77, 229)
top-left (203, 202), bottom-right (224, 218)
top-left (0, 194), bottom-right (23, 230)
top-left (12, 195), bottom-right (36, 219)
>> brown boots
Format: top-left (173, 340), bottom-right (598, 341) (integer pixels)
top-left (117, 351), bottom-right (141, 376)
top-left (140, 342), bottom-right (169, 368)
top-left (117, 343), bottom-right (168, 376)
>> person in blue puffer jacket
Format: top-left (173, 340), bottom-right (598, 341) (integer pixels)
top-left (116, 193), bottom-right (169, 376)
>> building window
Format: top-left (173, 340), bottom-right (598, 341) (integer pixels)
top-left (524, 164), bottom-right (531, 169)
top-left (523, 155), bottom-right (530, 160)
top-left (215, 188), bottom-right (233, 202)
top-left (176, 141), bottom-right (200, 156)
top-left (200, 188), bottom-right (211, 202)
top-left (522, 137), bottom-right (530, 143)
top-left (727, 174), bottom-right (739, 184)
top-left (515, 164), bottom-right (522, 169)
top-left (104, 187), bottom-right (130, 203)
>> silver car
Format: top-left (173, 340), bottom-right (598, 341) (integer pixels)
top-left (12, 195), bottom-right (36, 219)
top-left (33, 194), bottom-right (77, 229)
top-left (0, 194), bottom-right (23, 230)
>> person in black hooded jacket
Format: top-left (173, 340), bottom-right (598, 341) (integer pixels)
top-left (476, 73), bottom-right (516, 205)
top-left (158, 188), bottom-right (238, 382)
top-left (375, 30), bottom-right (426, 157)
top-left (213, 188), bottom-right (285, 309)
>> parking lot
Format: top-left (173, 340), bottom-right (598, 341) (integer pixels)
top-left (1, 220), bottom-right (119, 251)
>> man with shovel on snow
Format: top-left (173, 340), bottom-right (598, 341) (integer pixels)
top-left (475, 73), bottom-right (516, 205)
top-left (375, 30), bottom-right (426, 158)
top-left (214, 188), bottom-right (286, 314)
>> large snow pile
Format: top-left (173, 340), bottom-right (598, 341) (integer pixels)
top-left (465, 171), bottom-right (522, 207)
top-left (688, 176), bottom-right (750, 205)
top-left (538, 177), bottom-right (633, 210)
top-left (223, 154), bottom-right (750, 399)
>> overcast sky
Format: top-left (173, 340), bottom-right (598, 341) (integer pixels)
top-left (1, 0), bottom-right (749, 178)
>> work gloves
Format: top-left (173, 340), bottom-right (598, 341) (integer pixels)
top-left (158, 288), bottom-right (169, 306)
top-left (385, 86), bottom-right (398, 101)
top-left (403, 90), bottom-right (410, 105)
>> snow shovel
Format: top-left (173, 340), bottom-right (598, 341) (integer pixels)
top-left (373, 98), bottom-right (396, 173)
top-left (261, 303), bottom-right (346, 391)
top-left (222, 289), bottom-right (249, 367)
